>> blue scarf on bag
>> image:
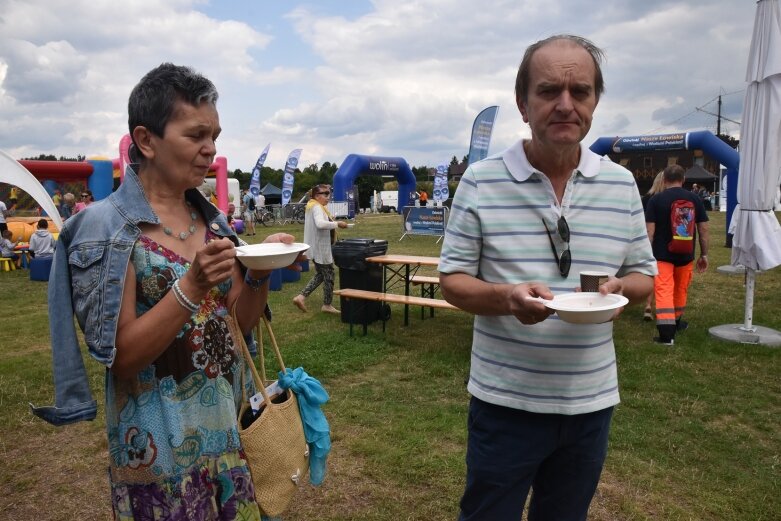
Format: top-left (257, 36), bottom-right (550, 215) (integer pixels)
top-left (277, 367), bottom-right (330, 485)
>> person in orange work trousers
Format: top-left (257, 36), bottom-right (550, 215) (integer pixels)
top-left (645, 164), bottom-right (710, 345)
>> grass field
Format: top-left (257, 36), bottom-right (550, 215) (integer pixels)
top-left (0, 210), bottom-right (779, 520)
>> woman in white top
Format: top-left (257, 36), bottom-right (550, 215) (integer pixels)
top-left (293, 184), bottom-right (348, 314)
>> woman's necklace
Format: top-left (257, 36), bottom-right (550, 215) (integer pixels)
top-left (162, 201), bottom-right (198, 241)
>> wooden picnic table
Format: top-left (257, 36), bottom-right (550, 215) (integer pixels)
top-left (366, 254), bottom-right (442, 325)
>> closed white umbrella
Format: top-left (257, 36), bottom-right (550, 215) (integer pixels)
top-left (711, 0), bottom-right (781, 345)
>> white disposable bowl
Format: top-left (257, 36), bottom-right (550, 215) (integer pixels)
top-left (543, 292), bottom-right (629, 324)
top-left (235, 242), bottom-right (309, 270)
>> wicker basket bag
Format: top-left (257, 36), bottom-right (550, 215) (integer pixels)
top-left (235, 314), bottom-right (309, 517)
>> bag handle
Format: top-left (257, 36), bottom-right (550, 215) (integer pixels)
top-left (234, 305), bottom-right (288, 409)
top-left (254, 315), bottom-right (287, 379)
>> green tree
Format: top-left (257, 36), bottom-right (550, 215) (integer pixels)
top-left (319, 161), bottom-right (338, 184)
top-left (21, 154), bottom-right (86, 162)
top-left (262, 166), bottom-right (283, 189)
top-left (295, 163), bottom-right (320, 197)
top-left (231, 168), bottom-right (250, 189)
top-left (412, 165), bottom-right (430, 181)
top-left (717, 134), bottom-right (739, 149)
top-left (23, 154), bottom-right (57, 161)
top-left (355, 175), bottom-right (384, 209)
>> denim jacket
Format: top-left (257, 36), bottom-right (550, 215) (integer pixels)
top-left (30, 165), bottom-right (237, 426)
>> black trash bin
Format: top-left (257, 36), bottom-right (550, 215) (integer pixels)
top-left (332, 238), bottom-right (388, 324)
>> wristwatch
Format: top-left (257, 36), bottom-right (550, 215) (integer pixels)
top-left (245, 271), bottom-right (272, 290)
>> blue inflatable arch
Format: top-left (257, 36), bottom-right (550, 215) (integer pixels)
top-left (590, 131), bottom-right (739, 241)
top-left (332, 154), bottom-right (417, 217)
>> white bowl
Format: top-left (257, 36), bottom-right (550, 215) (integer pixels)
top-left (235, 242), bottom-right (309, 270)
top-left (543, 292), bottom-right (629, 324)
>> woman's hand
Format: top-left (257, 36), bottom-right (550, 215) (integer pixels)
top-left (337, 221), bottom-right (348, 229)
top-left (181, 238), bottom-right (236, 299)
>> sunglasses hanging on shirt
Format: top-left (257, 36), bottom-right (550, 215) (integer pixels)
top-left (543, 215), bottom-right (571, 278)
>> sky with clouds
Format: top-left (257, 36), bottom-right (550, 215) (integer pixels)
top-left (0, 0), bottom-right (756, 172)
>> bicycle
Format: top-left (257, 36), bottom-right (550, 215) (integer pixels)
top-left (255, 206), bottom-right (277, 227)
top-left (292, 204), bottom-right (305, 224)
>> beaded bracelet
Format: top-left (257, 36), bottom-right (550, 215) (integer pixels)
top-left (172, 279), bottom-right (200, 313)
top-left (171, 286), bottom-right (194, 312)
top-left (245, 271), bottom-right (272, 291)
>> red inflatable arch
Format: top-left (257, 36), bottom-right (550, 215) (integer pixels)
top-left (18, 160), bottom-right (93, 181)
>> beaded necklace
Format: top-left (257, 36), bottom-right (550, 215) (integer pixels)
top-left (162, 201), bottom-right (198, 240)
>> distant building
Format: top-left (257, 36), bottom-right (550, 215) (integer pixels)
top-left (448, 162), bottom-right (468, 183)
top-left (608, 135), bottom-right (737, 195)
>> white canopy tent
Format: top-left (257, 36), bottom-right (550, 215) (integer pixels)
top-left (0, 149), bottom-right (63, 231)
top-left (710, 0), bottom-right (781, 345)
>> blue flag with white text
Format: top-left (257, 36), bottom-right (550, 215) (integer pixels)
top-left (249, 143), bottom-right (270, 197)
top-left (281, 148), bottom-right (303, 206)
top-left (433, 162), bottom-right (449, 203)
top-left (467, 105), bottom-right (499, 165)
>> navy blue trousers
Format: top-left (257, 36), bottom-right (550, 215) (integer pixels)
top-left (458, 397), bottom-right (614, 521)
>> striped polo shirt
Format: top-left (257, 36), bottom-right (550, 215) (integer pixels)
top-left (439, 140), bottom-right (657, 415)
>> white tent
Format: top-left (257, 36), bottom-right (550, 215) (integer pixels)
top-left (710, 0), bottom-right (781, 345)
top-left (0, 150), bottom-right (63, 231)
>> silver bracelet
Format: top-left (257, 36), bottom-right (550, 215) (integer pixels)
top-left (172, 279), bottom-right (200, 313)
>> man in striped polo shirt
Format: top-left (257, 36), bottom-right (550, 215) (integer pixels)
top-left (440, 34), bottom-right (657, 521)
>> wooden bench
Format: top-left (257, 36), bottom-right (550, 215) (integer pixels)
top-left (408, 274), bottom-right (439, 285)
top-left (334, 288), bottom-right (460, 335)
top-left (409, 275), bottom-right (441, 319)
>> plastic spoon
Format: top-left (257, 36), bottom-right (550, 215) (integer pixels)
top-left (525, 296), bottom-right (554, 304)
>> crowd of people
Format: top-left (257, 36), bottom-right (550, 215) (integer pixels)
top-left (21, 32), bottom-right (722, 521)
top-left (0, 187), bottom-right (81, 223)
top-left (0, 185), bottom-right (87, 266)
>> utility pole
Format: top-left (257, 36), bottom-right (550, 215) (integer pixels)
top-left (717, 94), bottom-right (722, 137)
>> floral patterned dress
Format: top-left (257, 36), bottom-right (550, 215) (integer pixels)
top-left (107, 233), bottom-right (262, 520)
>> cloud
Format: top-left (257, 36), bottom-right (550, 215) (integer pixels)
top-left (0, 39), bottom-right (88, 104)
top-left (0, 0), bottom-right (272, 159)
top-left (254, 0), bottom-right (753, 168)
top-left (0, 0), bottom-right (757, 171)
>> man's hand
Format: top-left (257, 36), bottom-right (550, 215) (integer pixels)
top-left (262, 232), bottom-right (305, 270)
top-left (696, 255), bottom-right (708, 273)
top-left (596, 276), bottom-right (627, 320)
top-left (509, 282), bottom-right (555, 325)
top-left (597, 276), bottom-right (624, 297)
top-left (262, 232), bottom-right (296, 245)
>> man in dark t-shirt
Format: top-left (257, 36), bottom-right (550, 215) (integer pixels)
top-left (645, 165), bottom-right (710, 345)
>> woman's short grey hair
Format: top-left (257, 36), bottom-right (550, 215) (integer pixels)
top-left (515, 34), bottom-right (605, 104)
top-left (127, 63), bottom-right (218, 161)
